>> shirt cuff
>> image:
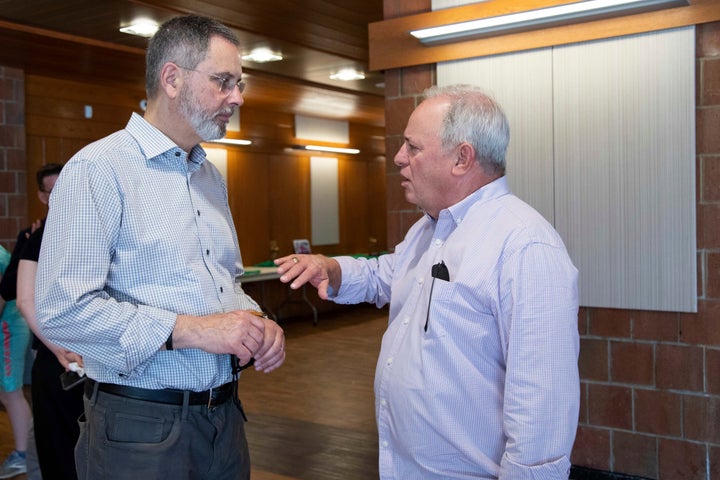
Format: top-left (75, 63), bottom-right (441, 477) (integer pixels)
top-left (499, 453), bottom-right (571, 480)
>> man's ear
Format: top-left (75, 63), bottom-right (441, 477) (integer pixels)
top-left (160, 63), bottom-right (182, 98)
top-left (452, 143), bottom-right (475, 174)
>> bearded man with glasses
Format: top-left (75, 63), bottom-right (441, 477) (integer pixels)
top-left (34, 15), bottom-right (285, 480)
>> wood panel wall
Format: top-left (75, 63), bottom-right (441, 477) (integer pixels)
top-left (24, 74), bottom-right (387, 267)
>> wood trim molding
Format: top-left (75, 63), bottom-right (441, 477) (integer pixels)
top-left (369, 0), bottom-right (720, 71)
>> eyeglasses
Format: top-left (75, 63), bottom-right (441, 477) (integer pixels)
top-left (177, 66), bottom-right (246, 97)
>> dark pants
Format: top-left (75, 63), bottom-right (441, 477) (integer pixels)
top-left (31, 344), bottom-right (85, 480)
top-left (77, 383), bottom-right (250, 480)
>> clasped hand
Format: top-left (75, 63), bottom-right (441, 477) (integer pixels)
top-left (176, 310), bottom-right (285, 373)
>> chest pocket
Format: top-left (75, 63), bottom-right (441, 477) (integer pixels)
top-left (424, 279), bottom-right (495, 342)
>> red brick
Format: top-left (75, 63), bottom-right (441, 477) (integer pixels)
top-left (656, 344), bottom-right (704, 391)
top-left (0, 171), bottom-right (18, 193)
top-left (658, 438), bottom-right (707, 480)
top-left (700, 203), bottom-right (720, 249)
top-left (613, 431), bottom-right (658, 479)
top-left (633, 310), bottom-right (679, 342)
top-left (703, 155), bottom-right (720, 202)
top-left (698, 106), bottom-right (720, 155)
top-left (704, 58), bottom-right (720, 106)
top-left (0, 125), bottom-right (25, 149)
top-left (384, 70), bottom-right (401, 99)
top-left (634, 389), bottom-right (681, 436)
top-left (699, 252), bottom-right (704, 299)
top-left (0, 78), bottom-right (12, 102)
top-left (384, 96), bottom-right (416, 137)
top-left (708, 349), bottom-right (720, 395)
top-left (579, 338), bottom-right (608, 382)
top-left (579, 382), bottom-right (588, 423)
top-left (698, 21), bottom-right (720, 58)
top-left (4, 98), bottom-right (24, 125)
top-left (570, 426), bottom-right (610, 471)
top-left (680, 300), bottom-right (720, 346)
top-left (401, 64), bottom-right (435, 96)
top-left (709, 253), bottom-right (720, 299)
top-left (587, 384), bottom-right (632, 429)
top-left (0, 218), bottom-right (21, 242)
top-left (683, 394), bottom-right (720, 443)
top-left (5, 148), bottom-right (25, 171)
top-left (578, 307), bottom-right (589, 335)
top-left (385, 135), bottom-right (402, 164)
top-left (588, 308), bottom-right (631, 338)
top-left (7, 193), bottom-right (28, 218)
top-left (611, 341), bottom-right (653, 385)
top-left (710, 446), bottom-right (720, 479)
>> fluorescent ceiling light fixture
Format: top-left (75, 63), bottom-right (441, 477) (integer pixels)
top-left (242, 47), bottom-right (283, 63)
top-left (208, 138), bottom-right (252, 146)
top-left (119, 19), bottom-right (159, 38)
top-left (329, 68), bottom-right (366, 81)
top-left (410, 0), bottom-right (688, 44)
top-left (293, 145), bottom-right (360, 154)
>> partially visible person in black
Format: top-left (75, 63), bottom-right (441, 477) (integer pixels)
top-left (0, 162), bottom-right (62, 480)
top-left (17, 217), bottom-right (84, 480)
top-left (0, 162), bottom-right (64, 303)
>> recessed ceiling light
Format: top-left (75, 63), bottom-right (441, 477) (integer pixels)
top-left (119, 19), bottom-right (159, 38)
top-left (242, 47), bottom-right (283, 63)
top-left (329, 68), bottom-right (366, 81)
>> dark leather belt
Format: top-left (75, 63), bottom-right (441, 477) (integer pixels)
top-left (84, 378), bottom-right (234, 408)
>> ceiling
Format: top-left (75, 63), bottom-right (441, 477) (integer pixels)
top-left (0, 0), bottom-right (387, 127)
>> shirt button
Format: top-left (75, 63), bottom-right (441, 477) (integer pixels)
top-left (386, 357), bottom-right (393, 365)
top-left (206, 249), bottom-right (210, 255)
top-left (417, 277), bottom-right (424, 285)
top-left (220, 287), bottom-right (224, 293)
top-left (380, 399), bottom-right (387, 407)
top-left (402, 317), bottom-right (409, 325)
top-left (434, 238), bottom-right (443, 246)
top-left (381, 440), bottom-right (389, 448)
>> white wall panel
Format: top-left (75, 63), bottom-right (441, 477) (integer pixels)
top-left (436, 27), bottom-right (696, 312)
top-left (553, 27), bottom-right (696, 312)
top-left (310, 156), bottom-right (340, 245)
top-left (438, 49), bottom-right (555, 223)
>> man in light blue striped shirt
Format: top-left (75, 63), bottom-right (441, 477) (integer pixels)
top-left (277, 85), bottom-right (580, 479)
top-left (35, 15), bottom-right (285, 480)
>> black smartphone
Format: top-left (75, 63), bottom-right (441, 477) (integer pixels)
top-left (60, 370), bottom-right (86, 391)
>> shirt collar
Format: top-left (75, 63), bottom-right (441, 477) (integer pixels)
top-left (125, 112), bottom-right (207, 166)
top-left (436, 176), bottom-right (510, 226)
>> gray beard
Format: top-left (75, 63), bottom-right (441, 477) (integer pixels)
top-left (178, 87), bottom-right (226, 142)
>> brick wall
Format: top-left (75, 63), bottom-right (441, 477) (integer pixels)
top-left (383, 0), bottom-right (720, 476)
top-left (0, 66), bottom-right (26, 251)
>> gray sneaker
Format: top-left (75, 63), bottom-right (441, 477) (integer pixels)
top-left (0, 451), bottom-right (27, 479)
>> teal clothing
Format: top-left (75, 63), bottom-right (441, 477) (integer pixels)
top-left (0, 245), bottom-right (30, 392)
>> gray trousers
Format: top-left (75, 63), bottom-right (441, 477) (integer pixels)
top-left (76, 384), bottom-right (250, 480)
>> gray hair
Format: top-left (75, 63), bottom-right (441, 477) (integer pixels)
top-left (145, 15), bottom-right (239, 98)
top-left (422, 84), bottom-right (510, 174)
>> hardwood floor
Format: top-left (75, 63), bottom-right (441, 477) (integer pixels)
top-left (243, 304), bottom-right (386, 480)
top-left (0, 304), bottom-right (388, 480)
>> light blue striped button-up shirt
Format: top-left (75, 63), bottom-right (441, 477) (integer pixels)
top-left (36, 113), bottom-right (259, 391)
top-left (332, 176), bottom-right (580, 479)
